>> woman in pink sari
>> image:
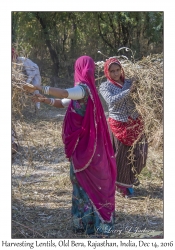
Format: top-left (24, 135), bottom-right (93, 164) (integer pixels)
top-left (23, 56), bottom-right (116, 236)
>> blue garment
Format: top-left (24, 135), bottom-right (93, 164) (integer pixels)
top-left (99, 80), bottom-right (139, 122)
top-left (127, 187), bottom-right (134, 194)
top-left (70, 163), bottom-right (115, 235)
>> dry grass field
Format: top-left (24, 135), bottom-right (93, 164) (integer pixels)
top-left (12, 53), bottom-right (163, 239)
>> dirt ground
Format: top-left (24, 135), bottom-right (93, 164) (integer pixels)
top-left (12, 104), bottom-right (163, 239)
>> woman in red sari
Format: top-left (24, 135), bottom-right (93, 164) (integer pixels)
top-left (99, 57), bottom-right (148, 197)
top-left (23, 56), bottom-right (116, 236)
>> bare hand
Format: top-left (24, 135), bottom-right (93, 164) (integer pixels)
top-left (23, 83), bottom-right (36, 93)
top-left (130, 76), bottom-right (139, 93)
top-left (32, 93), bottom-right (46, 103)
top-left (130, 83), bottom-right (137, 94)
top-left (131, 76), bottom-right (139, 83)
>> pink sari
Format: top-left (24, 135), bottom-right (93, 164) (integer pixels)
top-left (62, 56), bottom-right (116, 222)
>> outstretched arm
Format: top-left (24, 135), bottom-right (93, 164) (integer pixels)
top-left (39, 86), bottom-right (68, 99)
top-left (23, 84), bottom-right (69, 99)
top-left (23, 83), bottom-right (85, 100)
top-left (32, 93), bottom-right (65, 108)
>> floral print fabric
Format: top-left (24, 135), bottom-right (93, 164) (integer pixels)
top-left (70, 163), bottom-right (115, 235)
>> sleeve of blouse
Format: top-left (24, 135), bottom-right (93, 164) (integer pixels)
top-left (65, 85), bottom-right (85, 100)
top-left (99, 83), bottom-right (130, 106)
top-left (122, 79), bottom-right (132, 91)
top-left (61, 98), bottom-right (71, 108)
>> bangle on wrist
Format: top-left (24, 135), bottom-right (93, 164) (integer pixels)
top-left (48, 98), bottom-right (55, 106)
top-left (42, 86), bottom-right (50, 95)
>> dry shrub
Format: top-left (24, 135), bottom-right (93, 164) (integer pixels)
top-left (12, 62), bottom-right (34, 117)
top-left (123, 53), bottom-right (163, 151)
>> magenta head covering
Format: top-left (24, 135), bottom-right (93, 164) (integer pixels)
top-left (74, 55), bottom-right (95, 85)
top-left (62, 55), bottom-right (116, 222)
